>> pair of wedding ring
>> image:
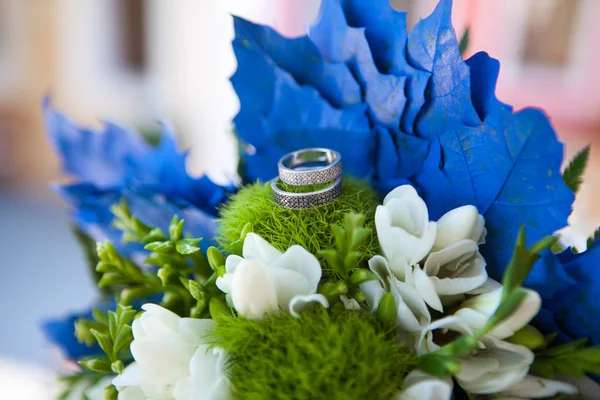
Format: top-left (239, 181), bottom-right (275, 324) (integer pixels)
top-left (271, 148), bottom-right (343, 210)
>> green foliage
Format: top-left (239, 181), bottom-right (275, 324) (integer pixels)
top-left (418, 228), bottom-right (557, 378)
top-left (210, 307), bottom-right (417, 400)
top-left (56, 370), bottom-right (107, 400)
top-left (96, 200), bottom-right (220, 316)
top-left (71, 226), bottom-right (105, 294)
top-left (459, 26), bottom-right (470, 55)
top-left (563, 145), bottom-right (590, 193)
top-left (319, 213), bottom-right (372, 278)
top-left (217, 177), bottom-right (380, 263)
top-left (76, 305), bottom-right (136, 375)
top-left (531, 337), bottom-right (600, 379)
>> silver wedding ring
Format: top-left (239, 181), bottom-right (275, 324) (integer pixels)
top-left (278, 148), bottom-right (342, 186)
top-left (272, 148), bottom-right (343, 209)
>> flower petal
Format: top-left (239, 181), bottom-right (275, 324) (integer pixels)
top-left (340, 295), bottom-right (361, 310)
top-left (500, 375), bottom-right (578, 398)
top-left (395, 370), bottom-right (453, 400)
top-left (231, 260), bottom-right (279, 319)
top-left (289, 294), bottom-right (329, 318)
top-left (359, 280), bottom-right (386, 312)
top-left (434, 205), bottom-right (481, 250)
top-left (242, 233), bottom-right (282, 264)
top-left (178, 318), bottom-right (215, 347)
top-left (412, 266), bottom-right (443, 312)
top-left (271, 245), bottom-right (322, 293)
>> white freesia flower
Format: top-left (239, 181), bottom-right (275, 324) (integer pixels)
top-left (216, 233), bottom-right (327, 319)
top-left (395, 370), bottom-right (452, 400)
top-left (375, 185), bottom-right (437, 279)
top-left (361, 256), bottom-right (431, 335)
top-left (456, 336), bottom-right (533, 395)
top-left (455, 286), bottom-right (541, 339)
top-left (112, 304), bottom-right (230, 400)
top-left (498, 375), bottom-right (578, 398)
top-left (424, 207), bottom-right (488, 297)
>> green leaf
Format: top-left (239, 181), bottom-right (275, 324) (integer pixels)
top-left (112, 325), bottom-right (133, 355)
top-left (175, 238), bottom-right (201, 255)
top-left (563, 145), bottom-right (590, 193)
top-left (144, 241), bottom-right (174, 252)
top-left (459, 26), bottom-right (470, 55)
top-left (483, 289), bottom-right (527, 335)
top-left (586, 227), bottom-right (600, 250)
top-left (90, 329), bottom-right (113, 357)
top-left (207, 246), bottom-right (225, 271)
top-left (209, 297), bottom-right (232, 319)
top-left (188, 280), bottom-right (207, 302)
top-left (141, 228), bottom-right (168, 243)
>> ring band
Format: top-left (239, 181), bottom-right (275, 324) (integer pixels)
top-left (278, 148), bottom-right (342, 186)
top-left (271, 177), bottom-right (343, 209)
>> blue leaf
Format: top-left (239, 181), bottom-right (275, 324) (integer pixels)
top-left (406, 7), bottom-right (574, 280)
top-left (309, 0), bottom-right (407, 128)
top-left (338, 0), bottom-right (431, 134)
top-left (56, 184), bottom-right (219, 256)
top-left (543, 241), bottom-right (600, 346)
top-left (43, 96), bottom-right (148, 188)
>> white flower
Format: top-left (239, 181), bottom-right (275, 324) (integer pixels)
top-left (499, 375), bottom-right (578, 398)
top-left (456, 336), bottom-right (533, 395)
top-left (455, 286), bottom-right (541, 339)
top-left (424, 206), bottom-right (488, 297)
top-left (216, 233), bottom-right (327, 319)
top-left (395, 370), bottom-right (452, 400)
top-left (112, 304), bottom-right (230, 400)
top-left (361, 256), bottom-right (431, 336)
top-left (375, 185), bottom-right (437, 279)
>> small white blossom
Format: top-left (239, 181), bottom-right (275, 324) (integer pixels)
top-left (216, 233), bottom-right (326, 319)
top-left (455, 286), bottom-right (541, 340)
top-left (375, 185), bottom-right (437, 280)
top-left (395, 370), bottom-right (452, 400)
top-left (112, 304), bottom-right (230, 400)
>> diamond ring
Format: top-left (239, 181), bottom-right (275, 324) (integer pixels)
top-left (271, 176), bottom-right (343, 210)
top-left (278, 148), bottom-right (342, 186)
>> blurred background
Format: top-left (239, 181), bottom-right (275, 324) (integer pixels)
top-left (0, 0), bottom-right (598, 398)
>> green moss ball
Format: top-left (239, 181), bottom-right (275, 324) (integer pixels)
top-left (210, 308), bottom-right (417, 400)
top-left (217, 177), bottom-right (381, 260)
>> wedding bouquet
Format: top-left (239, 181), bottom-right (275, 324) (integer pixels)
top-left (43, 0), bottom-right (600, 399)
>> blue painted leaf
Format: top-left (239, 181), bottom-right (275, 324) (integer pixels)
top-left (543, 241), bottom-right (600, 346)
top-left (309, 0), bottom-right (407, 128)
top-left (338, 0), bottom-right (431, 134)
top-left (232, 17), bottom-right (375, 182)
top-left (406, 5), bottom-right (574, 280)
top-left (232, 17), bottom-right (360, 108)
top-left (55, 184), bottom-right (219, 256)
top-left (43, 96), bottom-right (148, 188)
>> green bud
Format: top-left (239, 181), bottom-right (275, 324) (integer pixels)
top-left (144, 241), bottom-right (174, 253)
top-left (120, 286), bottom-right (157, 305)
top-left (141, 228), bottom-right (167, 243)
top-left (207, 247), bottom-right (225, 271)
top-left (318, 280), bottom-right (349, 304)
top-left (507, 325), bottom-right (546, 350)
top-left (98, 272), bottom-right (129, 288)
top-left (349, 269), bottom-right (378, 286)
top-left (376, 292), bottom-right (397, 330)
top-left (169, 216), bottom-right (184, 241)
top-left (157, 267), bottom-right (174, 286)
top-left (111, 360), bottom-right (124, 374)
top-left (104, 384), bottom-right (118, 400)
top-left (209, 297), bottom-right (231, 319)
top-left (79, 358), bottom-right (112, 373)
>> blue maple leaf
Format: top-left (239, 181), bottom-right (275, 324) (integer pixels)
top-left (231, 0), bottom-right (574, 290)
top-left (44, 98), bottom-right (229, 254)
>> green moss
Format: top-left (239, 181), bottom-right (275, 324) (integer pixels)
top-left (217, 177), bottom-right (380, 262)
top-left (211, 308), bottom-right (417, 400)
